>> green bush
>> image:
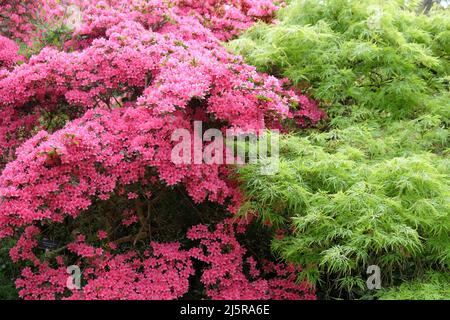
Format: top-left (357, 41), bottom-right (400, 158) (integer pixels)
top-left (377, 272), bottom-right (450, 300)
top-left (237, 124), bottom-right (449, 297)
top-left (230, 0), bottom-right (449, 298)
top-left (229, 0), bottom-right (449, 117)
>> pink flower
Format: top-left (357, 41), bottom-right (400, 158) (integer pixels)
top-left (98, 230), bottom-right (108, 240)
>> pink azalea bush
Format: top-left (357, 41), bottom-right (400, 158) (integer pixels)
top-left (0, 0), bottom-right (323, 300)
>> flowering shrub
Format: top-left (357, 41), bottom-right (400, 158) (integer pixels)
top-left (0, 0), bottom-right (321, 300)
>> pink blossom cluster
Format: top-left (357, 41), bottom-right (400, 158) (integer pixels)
top-left (1, 0), bottom-right (280, 46)
top-left (0, 0), bottom-right (40, 43)
top-left (14, 220), bottom-right (315, 300)
top-left (173, 0), bottom-right (282, 41)
top-left (0, 105), bottom-right (38, 168)
top-left (0, 0), bottom-right (70, 44)
top-left (69, 0), bottom-right (282, 43)
top-left (0, 35), bottom-right (22, 70)
top-left (293, 93), bottom-right (327, 127)
top-left (187, 219), bottom-right (316, 300)
top-left (16, 239), bottom-right (195, 300)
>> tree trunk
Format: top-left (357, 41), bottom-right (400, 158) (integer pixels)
top-left (418, 0), bottom-right (435, 15)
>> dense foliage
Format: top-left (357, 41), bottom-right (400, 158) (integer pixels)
top-left (230, 0), bottom-right (449, 298)
top-left (376, 271), bottom-right (450, 300)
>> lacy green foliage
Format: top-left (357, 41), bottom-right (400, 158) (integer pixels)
top-left (376, 272), bottom-right (450, 300)
top-left (229, 0), bottom-right (450, 117)
top-left (237, 120), bottom-right (449, 296)
top-left (231, 0), bottom-right (449, 298)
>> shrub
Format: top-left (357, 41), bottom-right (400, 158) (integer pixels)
top-left (231, 0), bottom-right (449, 298)
top-left (0, 0), bottom-right (319, 300)
top-left (229, 0), bottom-right (449, 117)
top-left (376, 272), bottom-right (450, 300)
top-left (237, 127), bottom-right (449, 297)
